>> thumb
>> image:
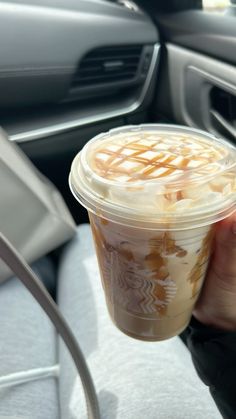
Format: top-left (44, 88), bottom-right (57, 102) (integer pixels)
top-left (194, 212), bottom-right (236, 331)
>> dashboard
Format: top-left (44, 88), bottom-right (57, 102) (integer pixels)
top-left (0, 0), bottom-right (160, 143)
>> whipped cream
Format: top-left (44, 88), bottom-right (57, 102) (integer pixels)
top-left (71, 125), bottom-right (236, 228)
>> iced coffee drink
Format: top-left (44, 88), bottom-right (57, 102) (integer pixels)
top-left (70, 125), bottom-right (236, 341)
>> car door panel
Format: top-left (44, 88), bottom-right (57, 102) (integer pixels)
top-left (156, 11), bottom-right (236, 66)
top-left (152, 8), bottom-right (236, 143)
top-left (166, 44), bottom-right (236, 141)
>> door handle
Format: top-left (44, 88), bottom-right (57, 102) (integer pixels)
top-left (210, 109), bottom-right (236, 140)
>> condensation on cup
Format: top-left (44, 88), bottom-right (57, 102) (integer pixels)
top-left (69, 125), bottom-right (236, 341)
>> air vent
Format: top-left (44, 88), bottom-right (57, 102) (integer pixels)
top-left (72, 45), bottom-right (144, 88)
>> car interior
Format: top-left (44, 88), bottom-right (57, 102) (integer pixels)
top-left (0, 0), bottom-right (235, 417)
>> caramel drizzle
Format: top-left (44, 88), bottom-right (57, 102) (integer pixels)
top-left (188, 227), bottom-right (215, 296)
top-left (94, 138), bottom-right (218, 182)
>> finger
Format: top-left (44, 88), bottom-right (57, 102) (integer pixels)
top-left (193, 212), bottom-right (236, 329)
top-left (211, 211), bottom-right (236, 286)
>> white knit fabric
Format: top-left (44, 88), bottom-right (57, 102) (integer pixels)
top-left (0, 274), bottom-right (58, 419)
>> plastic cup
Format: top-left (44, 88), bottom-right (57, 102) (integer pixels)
top-left (69, 124), bottom-right (236, 341)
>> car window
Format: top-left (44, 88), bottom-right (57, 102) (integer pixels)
top-left (202, 0), bottom-right (233, 13)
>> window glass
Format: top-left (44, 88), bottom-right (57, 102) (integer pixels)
top-left (202, 0), bottom-right (231, 12)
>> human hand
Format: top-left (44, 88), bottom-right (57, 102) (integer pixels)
top-left (194, 213), bottom-right (236, 331)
